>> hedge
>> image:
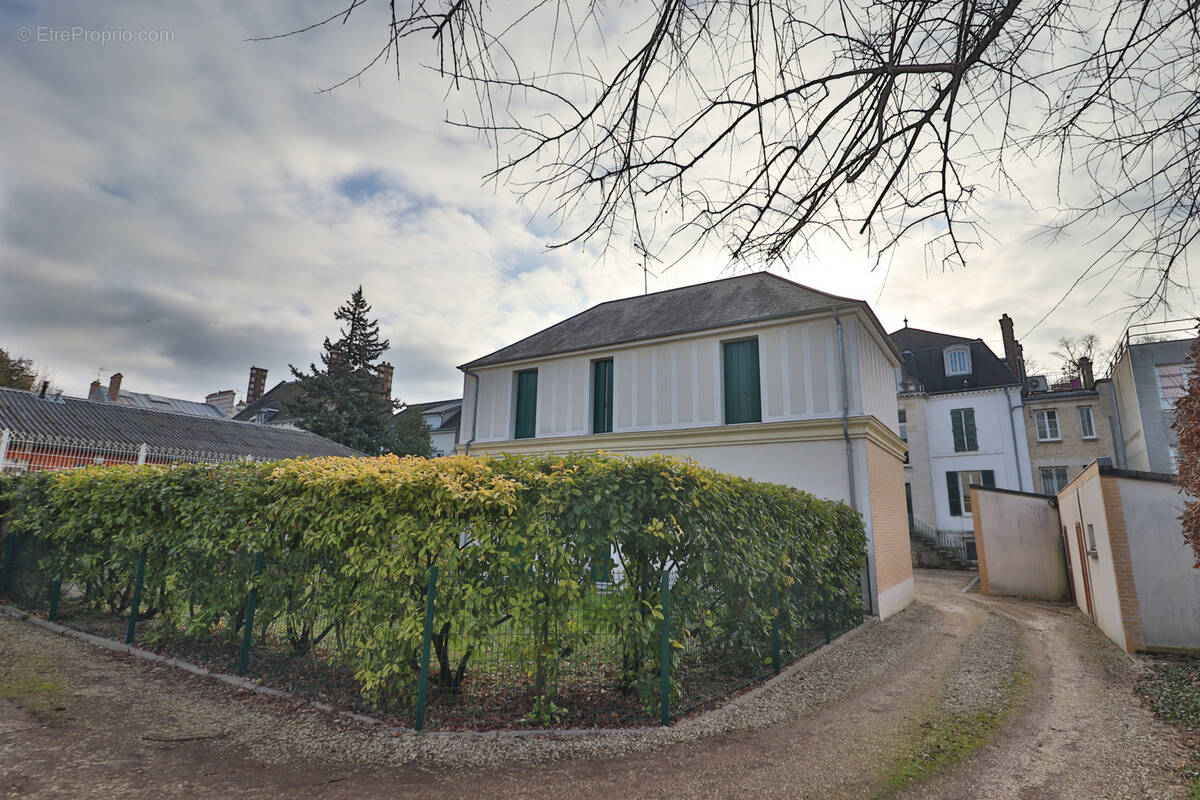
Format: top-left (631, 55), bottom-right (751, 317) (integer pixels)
top-left (0, 451), bottom-right (866, 716)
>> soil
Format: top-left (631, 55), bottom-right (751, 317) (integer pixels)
top-left (0, 569), bottom-right (1188, 798)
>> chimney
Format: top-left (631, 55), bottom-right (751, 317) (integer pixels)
top-left (1078, 356), bottom-right (1095, 390)
top-left (38, 380), bottom-right (48, 399)
top-left (378, 362), bottom-right (394, 398)
top-left (107, 372), bottom-right (123, 403)
top-left (998, 315), bottom-right (1024, 383)
top-left (247, 366), bottom-right (267, 405)
top-left (205, 389), bottom-right (237, 417)
top-left (89, 380), bottom-right (103, 401)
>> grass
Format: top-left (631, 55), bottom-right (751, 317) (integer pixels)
top-left (0, 651), bottom-right (67, 720)
top-left (1135, 655), bottom-right (1200, 799)
top-left (876, 671), bottom-right (1029, 797)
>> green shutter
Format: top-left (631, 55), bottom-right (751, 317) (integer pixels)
top-left (592, 359), bottom-right (613, 433)
top-left (963, 409), bottom-right (978, 451)
top-left (951, 409), bottom-right (965, 452)
top-left (515, 370), bottom-right (538, 439)
top-left (946, 471), bottom-right (962, 516)
top-left (981, 469), bottom-right (995, 489)
top-left (723, 339), bottom-right (762, 424)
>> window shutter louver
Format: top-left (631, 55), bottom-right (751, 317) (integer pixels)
top-left (951, 409), bottom-right (966, 452)
top-left (981, 470), bottom-right (995, 489)
top-left (947, 471), bottom-right (962, 516)
top-left (515, 370), bottom-right (538, 439)
top-left (963, 409), bottom-right (978, 451)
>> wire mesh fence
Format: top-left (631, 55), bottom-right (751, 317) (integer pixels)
top-left (0, 531), bottom-right (865, 730)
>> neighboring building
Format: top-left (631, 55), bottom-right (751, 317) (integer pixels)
top-left (0, 385), bottom-right (360, 470)
top-left (236, 363), bottom-right (397, 430)
top-left (456, 272), bottom-right (913, 619)
top-left (1059, 461), bottom-right (1200, 653)
top-left (1014, 354), bottom-right (1117, 495)
top-left (404, 399), bottom-right (461, 457)
top-left (1104, 320), bottom-right (1197, 473)
top-left (87, 372), bottom-right (231, 419)
top-left (891, 322), bottom-right (1032, 562)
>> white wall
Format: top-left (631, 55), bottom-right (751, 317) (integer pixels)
top-left (460, 311), bottom-right (899, 446)
top-left (920, 387), bottom-right (1032, 531)
top-left (974, 488), bottom-right (1068, 601)
top-left (1120, 477), bottom-right (1200, 650)
top-left (1060, 469), bottom-right (1127, 652)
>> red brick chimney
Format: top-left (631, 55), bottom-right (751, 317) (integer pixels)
top-left (107, 373), bottom-right (123, 402)
top-left (89, 380), bottom-right (103, 401)
top-left (998, 315), bottom-right (1025, 383)
top-left (247, 366), bottom-right (267, 405)
top-left (378, 362), bottom-right (394, 398)
top-left (205, 389), bottom-right (237, 417)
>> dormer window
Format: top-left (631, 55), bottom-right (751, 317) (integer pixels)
top-left (944, 346), bottom-right (972, 376)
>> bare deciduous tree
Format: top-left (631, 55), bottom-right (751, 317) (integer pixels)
top-left (267, 0), bottom-right (1199, 308)
top-left (1051, 333), bottom-right (1101, 374)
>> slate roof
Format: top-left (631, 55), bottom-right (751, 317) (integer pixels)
top-left (397, 399), bottom-right (462, 433)
top-left (0, 387), bottom-right (360, 459)
top-left (889, 326), bottom-right (1020, 394)
top-left (461, 272), bottom-right (896, 370)
top-left (234, 380), bottom-right (303, 425)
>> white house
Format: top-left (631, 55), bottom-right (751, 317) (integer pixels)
top-left (413, 399), bottom-right (461, 457)
top-left (456, 273), bottom-right (914, 619)
top-left (892, 325), bottom-right (1033, 563)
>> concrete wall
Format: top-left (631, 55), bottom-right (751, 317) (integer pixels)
top-left (973, 487), bottom-right (1068, 601)
top-left (1059, 463), bottom-right (1131, 651)
top-left (1118, 474), bottom-right (1200, 650)
top-left (1111, 338), bottom-right (1195, 472)
top-left (460, 310), bottom-right (899, 445)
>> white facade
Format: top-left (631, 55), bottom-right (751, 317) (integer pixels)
top-left (459, 305), bottom-right (914, 619)
top-left (911, 387), bottom-right (1033, 532)
top-left (461, 312), bottom-right (899, 444)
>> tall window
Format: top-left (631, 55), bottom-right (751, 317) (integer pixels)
top-left (944, 346), bottom-right (972, 376)
top-left (514, 369), bottom-right (538, 439)
top-left (1039, 466), bottom-right (1070, 494)
top-left (1077, 406), bottom-right (1096, 440)
top-left (946, 470), bottom-right (995, 516)
top-left (898, 409), bottom-right (909, 464)
top-left (950, 408), bottom-right (978, 452)
top-left (592, 358), bottom-right (614, 434)
top-left (1034, 409), bottom-right (1060, 441)
top-left (722, 338), bottom-right (762, 424)
top-left (1157, 363), bottom-right (1190, 410)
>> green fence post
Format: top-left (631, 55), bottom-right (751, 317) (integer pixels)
top-left (415, 564), bottom-right (438, 733)
top-left (822, 587), bottom-right (832, 645)
top-left (48, 570), bottom-right (62, 622)
top-left (125, 549), bottom-right (147, 645)
top-left (659, 570), bottom-right (671, 727)
top-left (237, 553), bottom-right (264, 677)
top-left (771, 582), bottom-right (781, 675)
top-left (0, 532), bottom-right (16, 597)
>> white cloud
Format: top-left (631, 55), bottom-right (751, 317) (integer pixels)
top-left (0, 1), bottom-right (1194, 411)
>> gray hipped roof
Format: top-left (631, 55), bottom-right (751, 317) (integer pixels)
top-left (0, 387), bottom-right (361, 459)
top-left (461, 272), bottom-right (893, 369)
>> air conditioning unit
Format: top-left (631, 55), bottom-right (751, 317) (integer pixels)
top-left (1025, 375), bottom-right (1049, 393)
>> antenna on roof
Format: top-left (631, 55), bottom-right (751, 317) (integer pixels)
top-left (633, 239), bottom-right (659, 295)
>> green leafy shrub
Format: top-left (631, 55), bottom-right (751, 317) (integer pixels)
top-left (0, 451), bottom-right (866, 717)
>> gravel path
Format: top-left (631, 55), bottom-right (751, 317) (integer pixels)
top-left (0, 570), bottom-right (1189, 798)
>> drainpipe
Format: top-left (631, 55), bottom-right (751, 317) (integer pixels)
top-left (833, 308), bottom-right (873, 614)
top-left (462, 369), bottom-right (480, 455)
top-left (1005, 386), bottom-right (1025, 491)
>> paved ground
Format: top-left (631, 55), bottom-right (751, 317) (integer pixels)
top-left (0, 570), bottom-right (1188, 798)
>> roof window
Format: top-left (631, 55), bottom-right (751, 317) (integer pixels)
top-left (944, 345), bottom-right (972, 376)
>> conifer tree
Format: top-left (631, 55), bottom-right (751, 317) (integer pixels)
top-left (290, 287), bottom-right (431, 456)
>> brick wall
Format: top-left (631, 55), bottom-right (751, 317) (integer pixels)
top-left (1099, 476), bottom-right (1146, 652)
top-left (868, 439), bottom-right (914, 594)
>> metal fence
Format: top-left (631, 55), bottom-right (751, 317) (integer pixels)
top-left (0, 534), bottom-right (859, 731)
top-left (0, 429), bottom-right (263, 473)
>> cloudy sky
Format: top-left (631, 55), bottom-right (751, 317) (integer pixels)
top-left (1, 1), bottom-right (1195, 406)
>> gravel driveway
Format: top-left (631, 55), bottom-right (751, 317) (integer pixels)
top-left (0, 570), bottom-right (1188, 798)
